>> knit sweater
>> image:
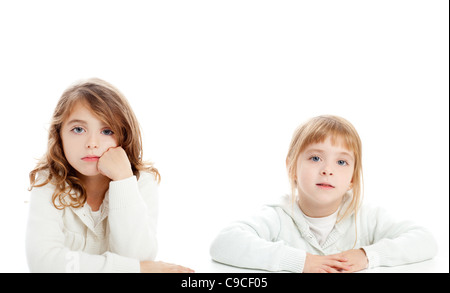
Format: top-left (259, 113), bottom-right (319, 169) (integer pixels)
top-left (26, 171), bottom-right (158, 273)
top-left (210, 194), bottom-right (438, 272)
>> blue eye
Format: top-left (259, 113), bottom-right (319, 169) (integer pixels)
top-left (310, 156), bottom-right (321, 162)
top-left (72, 127), bottom-right (85, 134)
top-left (337, 160), bottom-right (347, 166)
top-left (102, 129), bottom-right (114, 136)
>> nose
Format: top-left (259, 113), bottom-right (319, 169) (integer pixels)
top-left (86, 133), bottom-right (99, 149)
top-left (321, 169), bottom-right (333, 176)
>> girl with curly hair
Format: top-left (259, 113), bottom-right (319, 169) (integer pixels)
top-left (27, 78), bottom-right (193, 273)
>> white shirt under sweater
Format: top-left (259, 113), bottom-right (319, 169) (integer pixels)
top-left (88, 206), bottom-right (102, 227)
top-left (210, 194), bottom-right (438, 273)
top-left (301, 209), bottom-right (338, 246)
top-left (26, 171), bottom-right (159, 273)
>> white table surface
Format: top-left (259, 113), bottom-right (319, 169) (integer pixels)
top-left (187, 255), bottom-right (449, 273)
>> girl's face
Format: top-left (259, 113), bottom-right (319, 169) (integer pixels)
top-left (60, 101), bottom-right (118, 177)
top-left (295, 135), bottom-right (354, 217)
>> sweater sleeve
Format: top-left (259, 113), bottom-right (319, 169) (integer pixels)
top-left (25, 184), bottom-right (140, 273)
top-left (210, 206), bottom-right (306, 273)
top-left (360, 205), bottom-right (438, 269)
top-left (107, 172), bottom-right (159, 261)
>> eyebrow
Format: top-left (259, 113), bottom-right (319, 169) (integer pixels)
top-left (305, 148), bottom-right (354, 159)
top-left (65, 119), bottom-right (112, 130)
top-left (66, 119), bottom-right (87, 126)
top-left (338, 151), bottom-right (354, 159)
top-left (305, 148), bottom-right (325, 154)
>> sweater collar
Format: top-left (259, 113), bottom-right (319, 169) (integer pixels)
top-left (270, 194), bottom-right (355, 246)
top-left (69, 190), bottom-right (110, 234)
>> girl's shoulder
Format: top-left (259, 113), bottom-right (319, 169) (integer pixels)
top-left (135, 171), bottom-right (159, 202)
top-left (358, 203), bottom-right (390, 218)
top-left (28, 180), bottom-right (64, 216)
top-left (357, 203), bottom-right (400, 228)
top-left (263, 194), bottom-right (303, 225)
top-left (29, 176), bottom-right (56, 199)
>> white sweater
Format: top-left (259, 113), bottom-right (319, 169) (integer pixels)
top-left (26, 171), bottom-right (158, 273)
top-left (210, 194), bottom-right (438, 272)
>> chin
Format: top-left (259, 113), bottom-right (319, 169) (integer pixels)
top-left (74, 167), bottom-right (101, 177)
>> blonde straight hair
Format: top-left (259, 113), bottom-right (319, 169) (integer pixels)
top-left (286, 115), bottom-right (364, 224)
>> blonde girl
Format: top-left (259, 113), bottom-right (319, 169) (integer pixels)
top-left (27, 78), bottom-right (193, 273)
top-left (210, 115), bottom-right (437, 273)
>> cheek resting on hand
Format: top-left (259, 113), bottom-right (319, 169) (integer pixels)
top-left (96, 146), bottom-right (133, 181)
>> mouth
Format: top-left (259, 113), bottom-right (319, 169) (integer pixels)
top-left (316, 183), bottom-right (335, 190)
top-left (81, 156), bottom-right (100, 162)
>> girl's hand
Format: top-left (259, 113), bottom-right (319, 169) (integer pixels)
top-left (140, 260), bottom-right (195, 273)
top-left (331, 249), bottom-right (368, 273)
top-left (97, 146), bottom-right (133, 181)
top-left (303, 253), bottom-right (351, 273)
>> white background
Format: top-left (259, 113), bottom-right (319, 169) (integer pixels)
top-left (0, 0), bottom-right (448, 272)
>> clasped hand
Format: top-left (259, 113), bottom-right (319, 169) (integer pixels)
top-left (304, 249), bottom-right (368, 273)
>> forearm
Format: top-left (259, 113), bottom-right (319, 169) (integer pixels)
top-left (362, 226), bottom-right (437, 268)
top-left (107, 175), bottom-right (158, 260)
top-left (362, 218), bottom-right (438, 269)
top-left (27, 242), bottom-right (139, 273)
top-left (210, 224), bottom-right (306, 272)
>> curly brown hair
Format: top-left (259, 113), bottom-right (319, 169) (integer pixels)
top-left (29, 78), bottom-right (160, 209)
